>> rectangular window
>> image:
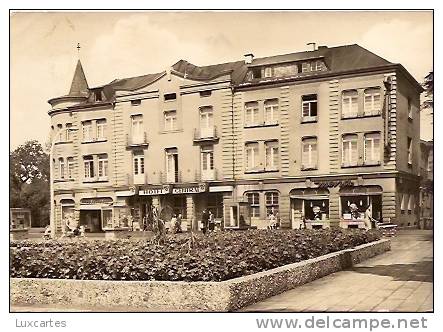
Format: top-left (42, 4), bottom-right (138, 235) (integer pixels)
top-left (364, 88), bottom-right (381, 116)
top-left (342, 134), bottom-right (358, 166)
top-left (200, 90), bottom-right (212, 98)
top-left (342, 90), bottom-right (358, 118)
top-left (245, 142), bottom-right (259, 170)
top-left (265, 192), bottom-right (279, 216)
top-left (199, 106), bottom-right (214, 137)
top-left (96, 119), bottom-right (106, 139)
top-left (164, 111), bottom-right (177, 131)
top-left (102, 209), bottom-right (113, 229)
top-left (57, 124), bottom-right (63, 141)
top-left (65, 123), bottom-right (72, 141)
top-left (264, 67), bottom-right (273, 78)
top-left (166, 148), bottom-right (178, 182)
top-left (408, 137), bottom-right (413, 165)
top-left (302, 137), bottom-right (318, 169)
top-left (59, 158), bottom-right (65, 179)
top-left (131, 99), bottom-right (141, 106)
top-left (83, 155), bottom-right (94, 179)
top-left (364, 132), bottom-right (381, 164)
top-left (131, 114), bottom-right (144, 142)
top-left (164, 93), bottom-right (177, 101)
top-left (201, 146), bottom-right (214, 171)
top-left (207, 193), bottom-right (223, 219)
top-left (265, 141), bottom-right (279, 169)
top-left (246, 192), bottom-right (260, 218)
top-left (264, 99), bottom-right (279, 125)
top-left (67, 157), bottom-right (74, 179)
top-left (301, 62), bottom-right (311, 73)
top-left (98, 154), bottom-right (108, 179)
top-left (133, 151), bottom-right (145, 184)
top-left (245, 101), bottom-right (259, 126)
top-left (173, 196), bottom-right (187, 219)
top-left (301, 94), bottom-right (317, 121)
top-left (82, 121), bottom-right (92, 141)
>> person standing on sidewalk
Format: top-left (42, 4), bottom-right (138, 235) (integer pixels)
top-left (201, 209), bottom-right (209, 234)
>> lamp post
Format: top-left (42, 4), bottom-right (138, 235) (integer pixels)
top-left (50, 126), bottom-right (78, 239)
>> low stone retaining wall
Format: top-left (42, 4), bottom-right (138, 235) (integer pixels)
top-left (11, 239), bottom-right (390, 311)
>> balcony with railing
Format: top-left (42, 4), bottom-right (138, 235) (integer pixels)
top-left (159, 170), bottom-right (183, 184)
top-left (193, 126), bottom-right (219, 143)
top-left (126, 172), bottom-right (148, 186)
top-left (195, 168), bottom-right (218, 182)
top-left (126, 132), bottom-right (149, 148)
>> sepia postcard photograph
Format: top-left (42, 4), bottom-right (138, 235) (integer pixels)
top-left (8, 8), bottom-right (435, 330)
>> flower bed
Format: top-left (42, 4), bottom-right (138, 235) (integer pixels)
top-left (10, 229), bottom-right (380, 282)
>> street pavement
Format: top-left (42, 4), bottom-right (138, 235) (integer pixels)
top-left (11, 229), bottom-right (433, 313)
top-left (242, 229), bottom-right (433, 312)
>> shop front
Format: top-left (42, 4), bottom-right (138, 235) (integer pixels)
top-left (290, 188), bottom-right (330, 229)
top-left (339, 186), bottom-right (382, 229)
top-left (79, 197), bottom-right (113, 232)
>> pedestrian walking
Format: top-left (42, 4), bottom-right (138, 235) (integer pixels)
top-left (201, 209), bottom-right (209, 234)
top-left (208, 210), bottom-right (215, 231)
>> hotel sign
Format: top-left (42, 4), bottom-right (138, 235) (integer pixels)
top-left (172, 183), bottom-right (207, 194)
top-left (140, 185), bottom-right (171, 196)
top-left (315, 180), bottom-right (354, 189)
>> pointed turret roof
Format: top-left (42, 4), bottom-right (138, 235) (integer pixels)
top-left (68, 59), bottom-right (89, 96)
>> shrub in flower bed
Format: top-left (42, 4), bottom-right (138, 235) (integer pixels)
top-left (10, 228), bottom-right (380, 282)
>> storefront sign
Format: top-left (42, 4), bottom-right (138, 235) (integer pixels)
top-left (315, 180), bottom-right (354, 189)
top-left (209, 185), bottom-right (233, 193)
top-left (140, 185), bottom-right (171, 196)
top-left (172, 183), bottom-right (207, 194)
top-left (80, 197), bottom-right (113, 205)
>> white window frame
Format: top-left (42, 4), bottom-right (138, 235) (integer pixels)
top-left (201, 146), bottom-right (214, 180)
top-left (164, 111), bottom-right (177, 131)
top-left (342, 90), bottom-right (358, 118)
top-left (67, 157), bottom-right (74, 179)
top-left (96, 119), bottom-right (106, 140)
top-left (65, 123), bottom-right (72, 141)
top-left (245, 142), bottom-right (259, 170)
top-left (264, 67), bottom-right (273, 78)
top-left (165, 148), bottom-right (178, 183)
top-left (364, 88), bottom-right (381, 116)
top-left (302, 137), bottom-right (318, 169)
top-left (246, 192), bottom-right (260, 218)
top-left (364, 132), bottom-right (381, 164)
top-left (301, 95), bottom-right (318, 120)
top-left (301, 62), bottom-right (310, 73)
top-left (264, 99), bottom-right (279, 125)
top-left (83, 156), bottom-right (94, 179)
top-left (265, 141), bottom-right (279, 169)
top-left (131, 114), bottom-right (144, 143)
top-left (408, 137), bottom-right (413, 165)
top-left (265, 191), bottom-right (279, 216)
top-left (199, 106), bottom-right (214, 138)
top-left (98, 154), bottom-right (108, 179)
top-left (342, 134), bottom-right (358, 166)
top-left (245, 102), bottom-right (259, 126)
top-left (82, 121), bottom-right (92, 142)
top-left (133, 151), bottom-right (145, 184)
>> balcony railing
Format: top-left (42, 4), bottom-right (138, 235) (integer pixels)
top-left (195, 169), bottom-right (217, 182)
top-left (159, 170), bottom-right (182, 184)
top-left (193, 126), bottom-right (219, 142)
top-left (126, 132), bottom-right (149, 148)
top-left (126, 173), bottom-right (148, 186)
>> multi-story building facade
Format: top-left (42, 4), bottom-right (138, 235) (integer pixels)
top-left (419, 140), bottom-right (433, 229)
top-left (48, 44), bottom-right (423, 234)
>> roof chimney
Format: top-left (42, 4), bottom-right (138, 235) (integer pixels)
top-left (244, 53), bottom-right (254, 64)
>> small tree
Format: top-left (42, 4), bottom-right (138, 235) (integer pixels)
top-left (422, 71), bottom-right (433, 111)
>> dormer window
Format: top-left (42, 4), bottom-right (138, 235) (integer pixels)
top-left (94, 90), bottom-right (102, 102)
top-left (264, 67), bottom-right (273, 78)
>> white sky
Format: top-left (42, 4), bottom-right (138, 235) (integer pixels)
top-left (10, 11), bottom-right (433, 149)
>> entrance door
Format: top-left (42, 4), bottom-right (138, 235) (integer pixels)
top-left (291, 199), bottom-right (303, 229)
top-left (80, 210), bottom-right (102, 232)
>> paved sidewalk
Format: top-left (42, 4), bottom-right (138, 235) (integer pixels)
top-left (242, 230), bottom-right (433, 312)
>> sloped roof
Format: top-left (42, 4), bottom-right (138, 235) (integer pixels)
top-left (172, 59), bottom-right (248, 85)
top-left (68, 60), bottom-right (89, 97)
top-left (106, 72), bottom-right (165, 92)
